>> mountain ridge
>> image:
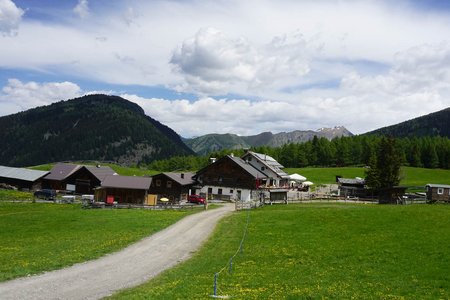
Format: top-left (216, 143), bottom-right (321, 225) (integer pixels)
top-left (0, 94), bottom-right (194, 167)
top-left (184, 126), bottom-right (353, 155)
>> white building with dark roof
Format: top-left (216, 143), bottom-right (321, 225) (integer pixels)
top-left (241, 151), bottom-right (290, 188)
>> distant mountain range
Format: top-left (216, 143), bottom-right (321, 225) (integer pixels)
top-left (365, 107), bottom-right (450, 138)
top-left (0, 94), bottom-right (194, 167)
top-left (184, 126), bottom-right (353, 155)
top-left (1, 93), bottom-right (447, 167)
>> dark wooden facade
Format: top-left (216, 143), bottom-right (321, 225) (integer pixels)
top-left (196, 156), bottom-right (259, 190)
top-left (426, 184), bottom-right (450, 202)
top-left (95, 188), bottom-right (147, 204)
top-left (44, 167), bottom-right (101, 194)
top-left (149, 173), bottom-right (194, 203)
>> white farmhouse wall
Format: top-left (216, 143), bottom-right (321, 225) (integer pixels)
top-left (199, 185), bottom-right (253, 201)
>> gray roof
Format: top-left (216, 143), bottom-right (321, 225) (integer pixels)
top-left (101, 175), bottom-right (152, 190)
top-left (229, 156), bottom-right (268, 179)
top-left (338, 178), bottom-right (366, 185)
top-left (44, 163), bottom-right (80, 181)
top-left (162, 172), bottom-right (196, 185)
top-left (426, 184), bottom-right (450, 189)
top-left (85, 165), bottom-right (117, 181)
top-left (242, 151), bottom-right (289, 178)
top-left (45, 163), bottom-right (116, 182)
top-left (0, 165), bottom-right (49, 182)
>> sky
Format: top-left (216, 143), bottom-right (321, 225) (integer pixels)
top-left (0, 0), bottom-right (449, 138)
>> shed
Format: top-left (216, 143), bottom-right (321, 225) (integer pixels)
top-left (337, 177), bottom-right (366, 198)
top-left (95, 175), bottom-right (152, 204)
top-left (426, 184), bottom-right (450, 203)
top-left (0, 165), bottom-right (49, 191)
top-left (268, 189), bottom-right (289, 204)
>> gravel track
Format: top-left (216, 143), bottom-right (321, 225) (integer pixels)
top-left (0, 204), bottom-right (234, 300)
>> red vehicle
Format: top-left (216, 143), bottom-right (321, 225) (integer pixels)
top-left (188, 194), bottom-right (206, 204)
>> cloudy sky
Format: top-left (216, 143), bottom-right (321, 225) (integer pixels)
top-left (0, 0), bottom-right (449, 137)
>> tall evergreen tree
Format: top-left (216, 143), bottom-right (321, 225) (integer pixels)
top-left (365, 137), bottom-right (401, 190)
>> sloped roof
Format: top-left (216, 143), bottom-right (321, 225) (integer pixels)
top-left (162, 172), bottom-right (196, 185)
top-left (242, 151), bottom-right (289, 178)
top-left (338, 178), bottom-right (366, 185)
top-left (43, 163), bottom-right (81, 181)
top-left (0, 165), bottom-right (49, 182)
top-left (101, 175), bottom-right (152, 190)
top-left (426, 184), bottom-right (450, 189)
top-left (85, 165), bottom-right (117, 181)
top-left (228, 156), bottom-right (268, 179)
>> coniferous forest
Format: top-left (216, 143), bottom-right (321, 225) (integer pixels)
top-left (148, 135), bottom-right (450, 171)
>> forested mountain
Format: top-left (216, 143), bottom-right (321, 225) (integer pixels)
top-left (0, 94), bottom-right (194, 167)
top-left (184, 126), bottom-right (353, 155)
top-left (365, 107), bottom-right (450, 138)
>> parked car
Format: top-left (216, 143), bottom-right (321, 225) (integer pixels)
top-left (188, 194), bottom-right (206, 204)
top-left (33, 189), bottom-right (56, 200)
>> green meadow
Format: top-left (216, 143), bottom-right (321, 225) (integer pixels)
top-left (0, 203), bottom-right (196, 282)
top-left (285, 166), bottom-right (450, 188)
top-left (111, 204), bottom-right (450, 299)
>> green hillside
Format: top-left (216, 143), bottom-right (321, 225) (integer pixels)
top-left (0, 94), bottom-right (194, 167)
top-left (366, 107), bottom-right (450, 138)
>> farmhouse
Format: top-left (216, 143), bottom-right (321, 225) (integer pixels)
top-left (195, 154), bottom-right (268, 201)
top-left (95, 175), bottom-right (152, 204)
top-left (0, 165), bottom-right (49, 191)
top-left (426, 184), bottom-right (450, 202)
top-left (149, 172), bottom-right (196, 203)
top-left (241, 151), bottom-right (290, 188)
top-left (43, 163), bottom-right (116, 194)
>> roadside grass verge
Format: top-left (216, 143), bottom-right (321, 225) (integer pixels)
top-left (111, 204), bottom-right (450, 299)
top-left (0, 202), bottom-right (196, 282)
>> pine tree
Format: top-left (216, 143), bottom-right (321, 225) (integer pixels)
top-left (365, 137), bottom-right (401, 190)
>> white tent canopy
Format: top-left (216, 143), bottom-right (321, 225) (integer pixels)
top-left (289, 173), bottom-right (307, 182)
top-left (303, 181), bottom-right (314, 186)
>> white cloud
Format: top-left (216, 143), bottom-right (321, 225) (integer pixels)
top-left (73, 0), bottom-right (89, 19)
top-left (0, 0), bottom-right (24, 36)
top-left (170, 28), bottom-right (315, 96)
top-left (0, 79), bottom-right (82, 115)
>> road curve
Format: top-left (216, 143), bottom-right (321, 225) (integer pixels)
top-left (0, 204), bottom-right (235, 300)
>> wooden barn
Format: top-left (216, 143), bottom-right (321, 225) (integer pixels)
top-left (0, 165), bottom-right (49, 191)
top-left (43, 163), bottom-right (116, 194)
top-left (149, 172), bottom-right (196, 203)
top-left (426, 184), bottom-right (450, 203)
top-left (195, 155), bottom-right (267, 201)
top-left (95, 175), bottom-right (152, 204)
top-left (337, 177), bottom-right (367, 198)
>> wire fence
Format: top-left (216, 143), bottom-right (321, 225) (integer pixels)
top-left (210, 208), bottom-right (251, 298)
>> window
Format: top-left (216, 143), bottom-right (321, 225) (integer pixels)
top-left (208, 187), bottom-right (213, 194)
top-left (261, 166), bottom-right (265, 171)
top-left (438, 188), bottom-right (444, 195)
top-left (218, 188), bottom-right (223, 195)
top-left (230, 189), bottom-right (234, 194)
top-left (156, 179), bottom-right (161, 187)
top-left (167, 181), bottom-right (172, 188)
top-left (218, 176), bottom-right (223, 182)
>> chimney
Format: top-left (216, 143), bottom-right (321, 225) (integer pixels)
top-left (230, 153), bottom-right (234, 157)
top-left (210, 158), bottom-right (217, 164)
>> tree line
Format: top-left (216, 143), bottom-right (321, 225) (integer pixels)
top-left (147, 135), bottom-right (450, 171)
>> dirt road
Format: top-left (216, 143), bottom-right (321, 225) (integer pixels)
top-left (0, 204), bottom-right (234, 299)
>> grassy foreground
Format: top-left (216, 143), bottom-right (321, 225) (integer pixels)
top-left (112, 204), bottom-right (450, 299)
top-left (0, 202), bottom-right (194, 282)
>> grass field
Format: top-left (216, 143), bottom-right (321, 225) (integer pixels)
top-left (111, 204), bottom-right (450, 299)
top-left (0, 202), bottom-right (197, 282)
top-left (285, 166), bottom-right (450, 188)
